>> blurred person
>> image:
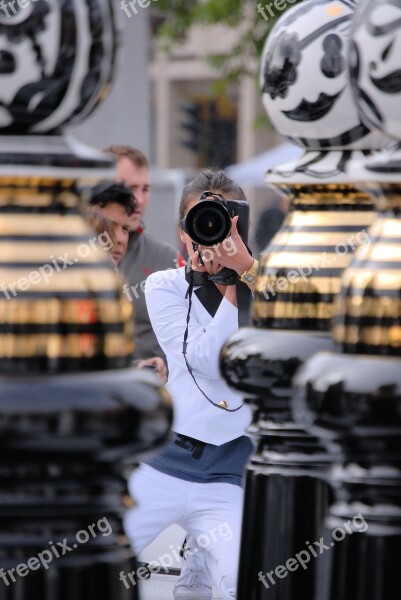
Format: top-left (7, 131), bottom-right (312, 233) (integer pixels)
top-left (124, 170), bottom-right (256, 600)
top-left (105, 145), bottom-right (180, 360)
top-left (85, 206), bottom-right (117, 261)
top-left (88, 181), bottom-right (167, 382)
top-left (88, 181), bottom-right (134, 267)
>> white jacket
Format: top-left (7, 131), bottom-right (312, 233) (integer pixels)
top-left (145, 267), bottom-right (252, 445)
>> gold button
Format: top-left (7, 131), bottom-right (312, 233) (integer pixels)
top-left (219, 400), bottom-right (228, 409)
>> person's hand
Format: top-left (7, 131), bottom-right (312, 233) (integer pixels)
top-left (198, 216), bottom-right (253, 276)
top-left (190, 250), bottom-right (223, 277)
top-left (136, 356), bottom-right (168, 385)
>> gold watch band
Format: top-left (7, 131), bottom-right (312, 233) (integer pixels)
top-left (240, 258), bottom-right (259, 282)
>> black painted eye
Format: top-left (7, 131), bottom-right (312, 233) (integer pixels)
top-left (321, 34), bottom-right (345, 78)
top-left (382, 39), bottom-right (394, 61)
top-left (349, 41), bottom-right (360, 82)
top-left (0, 0), bottom-right (49, 41)
top-left (262, 32), bottom-right (301, 100)
top-left (0, 50), bottom-right (15, 74)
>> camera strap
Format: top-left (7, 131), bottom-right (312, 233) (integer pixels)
top-left (182, 269), bottom-right (245, 413)
top-left (236, 280), bottom-right (252, 327)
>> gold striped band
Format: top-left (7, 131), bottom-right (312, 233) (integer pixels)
top-left (0, 298), bottom-right (133, 324)
top-left (253, 300), bottom-right (334, 321)
top-left (0, 333), bottom-right (134, 358)
top-left (333, 325), bottom-right (401, 347)
top-left (255, 276), bottom-right (342, 295)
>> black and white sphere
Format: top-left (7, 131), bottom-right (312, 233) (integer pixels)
top-left (350, 0), bottom-right (401, 141)
top-left (260, 0), bottom-right (383, 150)
top-left (0, 0), bottom-right (118, 134)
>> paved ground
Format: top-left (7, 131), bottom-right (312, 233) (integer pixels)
top-left (139, 573), bottom-right (222, 599)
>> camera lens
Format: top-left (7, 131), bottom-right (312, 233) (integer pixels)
top-left (193, 208), bottom-right (227, 244)
top-left (184, 200), bottom-right (231, 246)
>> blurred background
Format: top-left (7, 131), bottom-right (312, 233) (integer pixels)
top-left (70, 0), bottom-right (303, 252)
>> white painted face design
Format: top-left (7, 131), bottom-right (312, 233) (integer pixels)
top-left (0, 0), bottom-right (57, 129)
top-left (260, 0), bottom-right (383, 150)
top-left (350, 0), bottom-right (401, 141)
top-left (0, 0), bottom-right (117, 134)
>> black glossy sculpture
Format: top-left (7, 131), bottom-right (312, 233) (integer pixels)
top-left (0, 2), bottom-right (172, 599)
top-left (294, 2), bottom-right (401, 597)
top-left (220, 1), bottom-right (387, 598)
top-left (220, 329), bottom-right (333, 600)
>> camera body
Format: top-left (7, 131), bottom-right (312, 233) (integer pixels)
top-left (182, 196), bottom-right (249, 247)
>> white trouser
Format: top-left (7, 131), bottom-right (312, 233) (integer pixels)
top-left (124, 464), bottom-right (244, 600)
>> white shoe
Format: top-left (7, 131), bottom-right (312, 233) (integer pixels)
top-left (173, 550), bottom-right (212, 600)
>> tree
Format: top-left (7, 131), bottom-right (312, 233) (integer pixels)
top-left (152, 0), bottom-right (304, 90)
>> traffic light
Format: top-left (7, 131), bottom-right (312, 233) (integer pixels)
top-left (179, 101), bottom-right (203, 153)
top-left (179, 96), bottom-right (237, 167)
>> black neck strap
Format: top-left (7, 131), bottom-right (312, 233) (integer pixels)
top-left (182, 269), bottom-right (247, 413)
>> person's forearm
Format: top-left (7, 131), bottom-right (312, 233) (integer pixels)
top-left (224, 285), bottom-right (237, 306)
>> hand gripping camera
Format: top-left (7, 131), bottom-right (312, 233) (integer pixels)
top-left (181, 191), bottom-right (250, 286)
top-left (182, 191), bottom-right (249, 247)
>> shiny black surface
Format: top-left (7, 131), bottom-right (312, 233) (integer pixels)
top-left (294, 352), bottom-right (401, 600)
top-left (294, 352), bottom-right (401, 457)
top-left (238, 465), bottom-right (332, 600)
top-left (0, 368), bottom-right (172, 600)
top-left (220, 329), bottom-right (335, 599)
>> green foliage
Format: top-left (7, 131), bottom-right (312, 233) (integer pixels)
top-left (154, 0), bottom-right (304, 83)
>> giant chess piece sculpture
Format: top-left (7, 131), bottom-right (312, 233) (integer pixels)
top-left (0, 3), bottom-right (172, 600)
top-left (220, 1), bottom-right (388, 599)
top-left (294, 1), bottom-right (401, 598)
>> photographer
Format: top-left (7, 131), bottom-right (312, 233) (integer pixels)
top-left (124, 170), bottom-right (258, 600)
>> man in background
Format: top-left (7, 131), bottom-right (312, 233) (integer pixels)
top-left (88, 179), bottom-right (167, 381)
top-left (105, 145), bottom-right (179, 361)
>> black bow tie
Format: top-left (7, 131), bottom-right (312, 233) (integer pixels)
top-left (185, 268), bottom-right (252, 325)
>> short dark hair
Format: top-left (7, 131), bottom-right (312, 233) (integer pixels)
top-left (104, 145), bottom-right (149, 170)
top-left (89, 181), bottom-right (136, 216)
top-left (179, 169), bottom-right (246, 222)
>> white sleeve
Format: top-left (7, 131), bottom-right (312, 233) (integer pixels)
top-left (145, 273), bottom-right (238, 379)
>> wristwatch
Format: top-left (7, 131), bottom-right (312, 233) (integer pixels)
top-left (240, 258), bottom-right (259, 285)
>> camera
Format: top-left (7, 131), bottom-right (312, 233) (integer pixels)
top-left (182, 192), bottom-right (249, 247)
